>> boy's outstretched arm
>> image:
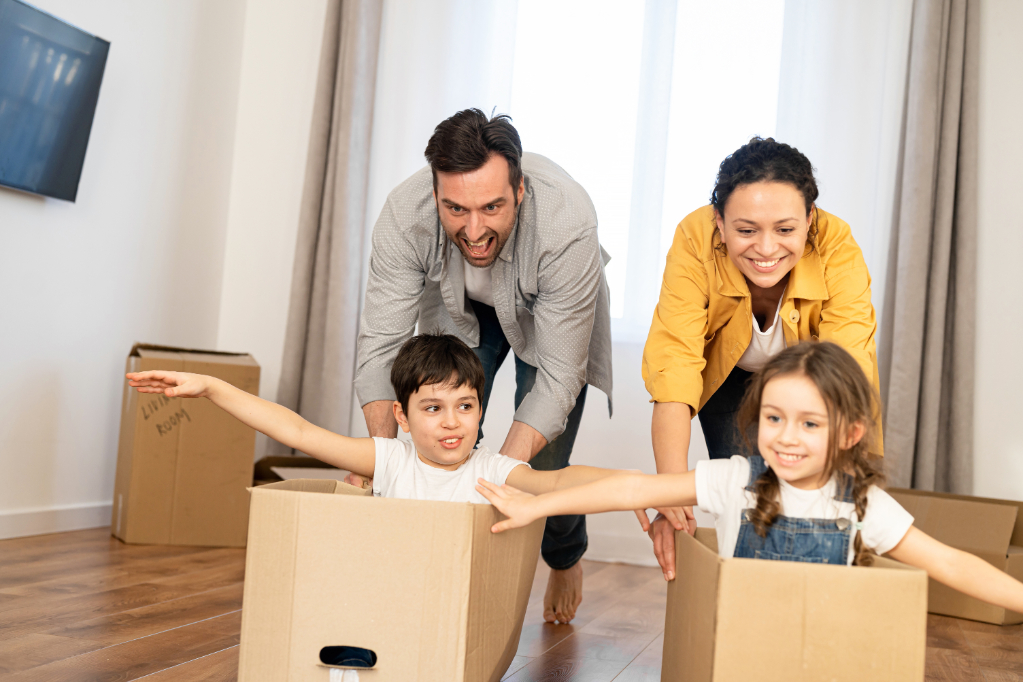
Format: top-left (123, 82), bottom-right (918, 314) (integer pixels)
top-left (477, 471), bottom-right (697, 533)
top-left (888, 526), bottom-right (1023, 614)
top-left (126, 371), bottom-right (375, 478)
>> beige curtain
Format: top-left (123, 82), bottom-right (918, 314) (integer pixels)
top-left (879, 0), bottom-right (978, 491)
top-left (274, 0), bottom-right (384, 451)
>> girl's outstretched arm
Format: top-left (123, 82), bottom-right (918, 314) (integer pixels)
top-left (477, 470), bottom-right (697, 533)
top-left (888, 526), bottom-right (1023, 614)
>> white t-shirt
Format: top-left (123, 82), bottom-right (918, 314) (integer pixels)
top-left (464, 261), bottom-right (495, 307)
top-left (371, 437), bottom-right (526, 504)
top-left (695, 456), bottom-right (914, 565)
top-left (735, 296), bottom-right (787, 372)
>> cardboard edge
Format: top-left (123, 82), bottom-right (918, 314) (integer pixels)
top-left (130, 341), bottom-right (254, 358)
top-left (237, 486), bottom-right (302, 681)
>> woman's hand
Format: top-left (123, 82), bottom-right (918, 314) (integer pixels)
top-left (126, 370), bottom-right (213, 399)
top-left (635, 506), bottom-right (696, 581)
top-left (476, 479), bottom-right (542, 532)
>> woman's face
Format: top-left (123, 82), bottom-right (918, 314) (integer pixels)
top-left (716, 181), bottom-right (811, 290)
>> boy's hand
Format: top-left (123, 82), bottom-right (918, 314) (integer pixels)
top-left (126, 370), bottom-right (213, 399)
top-left (476, 479), bottom-right (541, 533)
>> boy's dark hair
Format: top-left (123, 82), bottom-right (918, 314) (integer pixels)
top-left (391, 334), bottom-right (486, 415)
top-left (423, 108), bottom-right (523, 194)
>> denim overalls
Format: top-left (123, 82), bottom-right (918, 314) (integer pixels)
top-left (733, 456), bottom-right (854, 565)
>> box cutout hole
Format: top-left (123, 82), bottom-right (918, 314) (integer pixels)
top-left (320, 646), bottom-right (377, 669)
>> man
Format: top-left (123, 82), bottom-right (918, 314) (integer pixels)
top-left (353, 108), bottom-right (612, 624)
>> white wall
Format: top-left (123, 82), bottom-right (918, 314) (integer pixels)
top-left (0, 0), bottom-right (247, 538)
top-left (215, 0), bottom-right (330, 457)
top-left (973, 0), bottom-right (1023, 501)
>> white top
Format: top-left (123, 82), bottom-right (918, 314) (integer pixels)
top-left (371, 437), bottom-right (526, 504)
top-left (695, 456), bottom-right (914, 565)
top-left (735, 296), bottom-right (787, 372)
top-left (463, 260), bottom-right (496, 307)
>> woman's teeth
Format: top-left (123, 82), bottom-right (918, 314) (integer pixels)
top-left (443, 438), bottom-right (459, 444)
top-left (753, 258), bottom-right (780, 268)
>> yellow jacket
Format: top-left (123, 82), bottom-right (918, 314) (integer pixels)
top-left (642, 205), bottom-right (881, 442)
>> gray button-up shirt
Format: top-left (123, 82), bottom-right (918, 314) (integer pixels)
top-left (355, 152), bottom-right (613, 441)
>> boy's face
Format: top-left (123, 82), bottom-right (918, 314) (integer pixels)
top-left (393, 378), bottom-right (481, 470)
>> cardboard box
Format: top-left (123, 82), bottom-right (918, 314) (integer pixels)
top-left (112, 343), bottom-right (260, 547)
top-left (889, 488), bottom-right (1023, 624)
top-left (238, 479), bottom-right (544, 682)
top-left (661, 528), bottom-right (928, 682)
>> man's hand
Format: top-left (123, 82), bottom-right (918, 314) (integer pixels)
top-left (127, 371), bottom-right (213, 399)
top-left (635, 506), bottom-right (696, 581)
top-left (476, 479), bottom-right (542, 532)
top-left (499, 420), bottom-right (548, 462)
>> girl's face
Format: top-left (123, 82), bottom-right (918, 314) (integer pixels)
top-left (757, 372), bottom-right (833, 490)
top-left (715, 181), bottom-right (811, 291)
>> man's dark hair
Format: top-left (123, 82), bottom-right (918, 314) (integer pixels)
top-left (391, 333), bottom-right (486, 415)
top-left (424, 108), bottom-right (523, 193)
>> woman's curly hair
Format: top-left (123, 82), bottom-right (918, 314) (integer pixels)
top-left (736, 341), bottom-right (885, 566)
top-left (710, 136), bottom-right (820, 253)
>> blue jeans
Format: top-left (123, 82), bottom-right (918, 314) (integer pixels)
top-left (698, 366), bottom-right (754, 460)
top-left (470, 299), bottom-right (588, 570)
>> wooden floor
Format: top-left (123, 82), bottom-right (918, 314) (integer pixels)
top-left (1, 528), bottom-right (1022, 680)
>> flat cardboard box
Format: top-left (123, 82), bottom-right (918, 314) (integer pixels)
top-left (661, 528), bottom-right (928, 681)
top-left (112, 343), bottom-right (260, 547)
top-left (889, 488), bottom-right (1023, 624)
top-left (238, 479), bottom-right (544, 682)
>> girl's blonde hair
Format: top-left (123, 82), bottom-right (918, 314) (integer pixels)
top-left (736, 341), bottom-right (885, 566)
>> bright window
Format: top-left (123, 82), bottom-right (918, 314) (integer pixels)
top-left (510, 0), bottom-right (785, 333)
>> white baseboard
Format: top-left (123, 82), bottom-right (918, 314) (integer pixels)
top-left (585, 531), bottom-right (660, 567)
top-left (0, 502), bottom-right (112, 540)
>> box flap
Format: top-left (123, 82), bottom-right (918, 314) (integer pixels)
top-left (254, 479), bottom-right (370, 496)
top-left (890, 487), bottom-right (1023, 546)
top-left (131, 342), bottom-right (256, 360)
top-left (662, 530), bottom-right (721, 682)
top-left (889, 489), bottom-right (1016, 562)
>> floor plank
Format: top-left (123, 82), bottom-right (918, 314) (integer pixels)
top-left (137, 645), bottom-right (239, 682)
top-left (0, 633), bottom-right (106, 676)
top-left (2, 611), bottom-right (242, 682)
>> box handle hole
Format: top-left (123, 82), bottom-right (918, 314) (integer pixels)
top-left (320, 646), bottom-right (377, 668)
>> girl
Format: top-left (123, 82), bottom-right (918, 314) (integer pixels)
top-left (477, 342), bottom-right (1023, 612)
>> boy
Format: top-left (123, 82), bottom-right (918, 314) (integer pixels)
top-left (126, 334), bottom-right (623, 506)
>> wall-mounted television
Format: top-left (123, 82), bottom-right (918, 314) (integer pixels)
top-left (0, 0), bottom-right (109, 202)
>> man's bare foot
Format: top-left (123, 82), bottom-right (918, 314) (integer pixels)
top-left (543, 563), bottom-right (583, 624)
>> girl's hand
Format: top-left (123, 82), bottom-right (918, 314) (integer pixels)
top-left (476, 478), bottom-right (541, 532)
top-left (126, 370), bottom-right (212, 399)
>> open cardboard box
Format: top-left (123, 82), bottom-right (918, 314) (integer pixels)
top-left (238, 479), bottom-right (544, 682)
top-left (889, 488), bottom-right (1023, 624)
top-left (112, 343), bottom-right (260, 547)
top-left (661, 528), bottom-right (928, 681)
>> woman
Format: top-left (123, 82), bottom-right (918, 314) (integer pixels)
top-left (638, 137), bottom-right (880, 580)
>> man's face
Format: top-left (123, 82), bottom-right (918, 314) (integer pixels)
top-left (393, 378), bottom-right (481, 470)
top-left (434, 153), bottom-right (525, 268)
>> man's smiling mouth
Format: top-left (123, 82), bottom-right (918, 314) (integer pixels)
top-left (463, 237), bottom-right (493, 258)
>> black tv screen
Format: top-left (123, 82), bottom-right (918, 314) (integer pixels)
top-left (0, 0), bottom-right (109, 202)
